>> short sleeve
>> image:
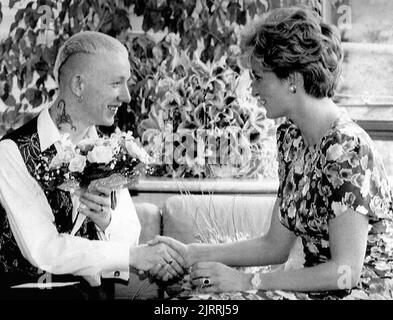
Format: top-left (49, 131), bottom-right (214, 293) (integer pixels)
top-left (276, 121), bottom-right (299, 198)
top-left (276, 123), bottom-right (288, 198)
top-left (321, 131), bottom-right (391, 222)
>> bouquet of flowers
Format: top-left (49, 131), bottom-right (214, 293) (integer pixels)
top-left (46, 129), bottom-right (151, 193)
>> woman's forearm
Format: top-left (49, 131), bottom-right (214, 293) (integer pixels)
top-left (259, 260), bottom-right (359, 292)
top-left (189, 235), bottom-right (291, 267)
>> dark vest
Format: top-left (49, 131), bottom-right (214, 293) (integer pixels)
top-left (0, 117), bottom-right (99, 288)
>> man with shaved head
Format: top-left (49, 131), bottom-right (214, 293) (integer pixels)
top-left (0, 31), bottom-right (184, 299)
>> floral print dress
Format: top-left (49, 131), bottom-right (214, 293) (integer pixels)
top-left (276, 115), bottom-right (393, 298)
top-left (172, 115), bottom-right (393, 300)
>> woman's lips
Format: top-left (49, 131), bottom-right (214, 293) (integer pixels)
top-left (259, 98), bottom-right (267, 106)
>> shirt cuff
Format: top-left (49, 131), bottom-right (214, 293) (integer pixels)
top-left (98, 241), bottom-right (130, 278)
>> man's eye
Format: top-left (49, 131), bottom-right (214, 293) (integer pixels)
top-left (112, 82), bottom-right (122, 86)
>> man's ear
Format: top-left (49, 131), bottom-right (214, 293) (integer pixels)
top-left (288, 72), bottom-right (304, 89)
top-left (70, 74), bottom-right (85, 98)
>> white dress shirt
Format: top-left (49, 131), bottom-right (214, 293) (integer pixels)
top-left (0, 106), bottom-right (141, 286)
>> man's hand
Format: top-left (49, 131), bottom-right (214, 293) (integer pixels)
top-left (130, 243), bottom-right (186, 281)
top-left (147, 235), bottom-right (193, 267)
top-left (146, 236), bottom-right (197, 281)
top-left (77, 186), bottom-right (112, 231)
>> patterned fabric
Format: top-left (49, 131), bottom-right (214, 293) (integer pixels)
top-left (276, 116), bottom-right (393, 296)
top-left (0, 117), bottom-right (98, 287)
top-left (167, 115), bottom-right (393, 300)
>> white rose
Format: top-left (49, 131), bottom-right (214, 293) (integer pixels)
top-left (49, 153), bottom-right (64, 169)
top-left (77, 138), bottom-right (96, 152)
top-left (68, 154), bottom-right (87, 172)
top-left (125, 140), bottom-right (150, 163)
top-left (49, 147), bottom-right (76, 169)
top-left (87, 145), bottom-right (113, 164)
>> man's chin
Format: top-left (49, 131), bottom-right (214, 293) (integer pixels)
top-left (100, 117), bottom-right (115, 127)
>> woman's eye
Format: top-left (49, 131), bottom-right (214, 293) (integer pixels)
top-left (251, 73), bottom-right (262, 81)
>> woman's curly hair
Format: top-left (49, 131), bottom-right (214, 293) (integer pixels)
top-left (242, 7), bottom-right (343, 99)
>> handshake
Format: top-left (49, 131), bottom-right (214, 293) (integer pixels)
top-left (129, 236), bottom-right (192, 282)
top-left (128, 236), bottom-right (249, 293)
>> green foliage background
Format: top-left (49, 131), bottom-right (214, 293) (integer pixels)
top-left (0, 0), bottom-right (321, 137)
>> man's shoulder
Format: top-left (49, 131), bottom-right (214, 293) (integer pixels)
top-left (1, 117), bottom-right (39, 142)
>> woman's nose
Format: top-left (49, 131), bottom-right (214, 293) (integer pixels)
top-left (251, 84), bottom-right (259, 98)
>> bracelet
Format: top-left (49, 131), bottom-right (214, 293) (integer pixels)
top-left (250, 271), bottom-right (262, 290)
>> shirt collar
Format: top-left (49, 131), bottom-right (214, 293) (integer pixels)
top-left (37, 106), bottom-right (99, 152)
top-left (37, 106), bottom-right (61, 152)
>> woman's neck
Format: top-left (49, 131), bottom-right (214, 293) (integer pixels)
top-left (289, 97), bottom-right (341, 147)
top-left (49, 96), bottom-right (90, 144)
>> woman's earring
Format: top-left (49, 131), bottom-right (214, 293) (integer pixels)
top-left (77, 95), bottom-right (83, 103)
top-left (289, 84), bottom-right (297, 94)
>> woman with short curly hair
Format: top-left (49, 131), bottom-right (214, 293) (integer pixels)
top-left (150, 6), bottom-right (393, 298)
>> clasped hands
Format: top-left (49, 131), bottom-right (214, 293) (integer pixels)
top-left (139, 236), bottom-right (251, 293)
top-left (76, 188), bottom-right (249, 291)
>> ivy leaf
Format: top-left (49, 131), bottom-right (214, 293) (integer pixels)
top-left (3, 94), bottom-right (16, 107)
top-left (111, 9), bottom-right (131, 33)
top-left (14, 27), bottom-right (25, 43)
top-left (27, 30), bottom-right (37, 47)
top-left (183, 17), bottom-right (193, 32)
top-left (25, 88), bottom-right (43, 108)
top-left (35, 60), bottom-right (49, 77)
top-left (134, 0), bottom-right (146, 16)
top-left (10, 21), bottom-right (19, 33)
top-left (123, 0), bottom-right (135, 7)
top-left (236, 10), bottom-right (246, 25)
top-left (227, 2), bottom-right (240, 24)
top-left (3, 38), bottom-right (12, 53)
top-left (247, 2), bottom-right (257, 19)
top-left (24, 7), bottom-right (39, 29)
top-left (42, 47), bottom-right (56, 66)
top-left (9, 0), bottom-right (20, 9)
top-left (24, 63), bottom-right (34, 85)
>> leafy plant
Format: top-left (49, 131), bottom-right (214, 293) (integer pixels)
top-left (0, 0), bottom-right (322, 179)
top-left (0, 0), bottom-right (272, 138)
top-left (139, 34), bottom-right (278, 179)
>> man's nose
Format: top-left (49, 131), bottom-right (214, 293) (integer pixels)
top-left (119, 84), bottom-right (131, 104)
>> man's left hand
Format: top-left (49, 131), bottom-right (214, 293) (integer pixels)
top-left (78, 186), bottom-right (112, 231)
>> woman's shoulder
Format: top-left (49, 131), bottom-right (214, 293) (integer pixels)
top-left (321, 117), bottom-right (374, 154)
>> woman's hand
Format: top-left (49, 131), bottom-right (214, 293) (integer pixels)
top-left (77, 186), bottom-right (113, 231)
top-left (190, 262), bottom-right (251, 293)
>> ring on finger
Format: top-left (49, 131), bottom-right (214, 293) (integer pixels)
top-left (201, 277), bottom-right (211, 287)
